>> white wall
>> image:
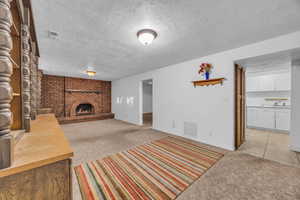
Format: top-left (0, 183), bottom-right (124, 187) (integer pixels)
top-left (143, 83), bottom-right (153, 113)
top-left (290, 60), bottom-right (300, 152)
top-left (112, 31), bottom-right (300, 151)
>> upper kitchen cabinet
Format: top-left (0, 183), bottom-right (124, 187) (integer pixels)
top-left (273, 73), bottom-right (291, 91)
top-left (246, 72), bottom-right (291, 92)
top-left (259, 75), bottom-right (274, 91)
top-left (246, 76), bottom-right (260, 92)
top-left (246, 75), bottom-right (274, 92)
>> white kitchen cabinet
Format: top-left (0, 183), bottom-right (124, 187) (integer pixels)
top-left (247, 108), bottom-right (275, 128)
top-left (274, 73), bottom-right (291, 91)
top-left (247, 107), bottom-right (290, 131)
top-left (258, 75), bottom-right (275, 91)
top-left (246, 75), bottom-right (274, 92)
top-left (258, 109), bottom-right (275, 129)
top-left (246, 77), bottom-right (260, 92)
top-left (246, 72), bottom-right (291, 92)
top-left (247, 108), bottom-right (259, 127)
top-left (275, 109), bottom-right (291, 131)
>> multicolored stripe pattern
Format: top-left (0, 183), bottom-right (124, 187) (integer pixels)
top-left (75, 136), bottom-right (224, 200)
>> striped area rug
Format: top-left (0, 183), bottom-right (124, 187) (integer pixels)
top-left (74, 136), bottom-right (224, 200)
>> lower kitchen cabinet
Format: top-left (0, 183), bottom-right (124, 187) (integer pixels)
top-left (259, 109), bottom-right (275, 129)
top-left (246, 108), bottom-right (258, 127)
top-left (247, 107), bottom-right (290, 132)
top-left (275, 110), bottom-right (291, 131)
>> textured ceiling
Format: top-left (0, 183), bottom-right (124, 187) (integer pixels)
top-left (31, 0), bottom-right (300, 80)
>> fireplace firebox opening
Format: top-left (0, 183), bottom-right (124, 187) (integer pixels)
top-left (76, 103), bottom-right (95, 116)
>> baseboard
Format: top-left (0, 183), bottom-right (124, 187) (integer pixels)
top-left (152, 127), bottom-right (235, 151)
top-left (247, 126), bottom-right (289, 134)
top-left (290, 145), bottom-right (300, 153)
top-left (152, 127), bottom-right (176, 136)
top-left (114, 118), bottom-right (141, 126)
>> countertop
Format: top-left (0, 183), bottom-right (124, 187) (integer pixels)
top-left (247, 105), bottom-right (291, 110)
top-left (0, 114), bottom-right (74, 178)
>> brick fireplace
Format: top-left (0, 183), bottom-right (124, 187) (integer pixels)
top-left (41, 75), bottom-right (114, 123)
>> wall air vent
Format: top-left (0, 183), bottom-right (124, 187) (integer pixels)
top-left (183, 122), bottom-right (198, 138)
top-left (48, 31), bottom-right (59, 39)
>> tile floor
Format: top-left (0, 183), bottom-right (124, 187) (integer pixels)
top-left (239, 128), bottom-right (300, 167)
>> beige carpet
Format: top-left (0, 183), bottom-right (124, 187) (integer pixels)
top-left (62, 119), bottom-right (300, 200)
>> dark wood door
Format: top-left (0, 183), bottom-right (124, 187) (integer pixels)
top-left (235, 64), bottom-right (246, 149)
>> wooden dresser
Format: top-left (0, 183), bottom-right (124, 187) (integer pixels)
top-left (0, 114), bottom-right (74, 199)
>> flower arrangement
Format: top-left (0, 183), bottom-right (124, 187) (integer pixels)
top-left (198, 63), bottom-right (213, 80)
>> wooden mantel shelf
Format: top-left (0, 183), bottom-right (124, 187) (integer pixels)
top-left (192, 78), bottom-right (225, 87)
top-left (65, 89), bottom-right (102, 94)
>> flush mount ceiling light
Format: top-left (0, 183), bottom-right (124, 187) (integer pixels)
top-left (137, 29), bottom-right (158, 46)
top-left (86, 66), bottom-right (96, 77)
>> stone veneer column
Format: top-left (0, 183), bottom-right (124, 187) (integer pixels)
top-left (21, 24), bottom-right (31, 132)
top-left (30, 54), bottom-right (37, 120)
top-left (37, 69), bottom-right (42, 111)
top-left (0, 0), bottom-right (13, 169)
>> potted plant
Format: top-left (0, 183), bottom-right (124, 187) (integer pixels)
top-left (198, 63), bottom-right (213, 80)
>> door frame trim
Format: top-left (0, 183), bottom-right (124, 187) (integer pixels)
top-left (234, 63), bottom-right (246, 150)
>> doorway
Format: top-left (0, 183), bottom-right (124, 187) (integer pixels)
top-left (142, 79), bottom-right (153, 127)
top-left (234, 54), bottom-right (299, 166)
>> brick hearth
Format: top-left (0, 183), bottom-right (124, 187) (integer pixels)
top-left (41, 75), bottom-right (114, 123)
